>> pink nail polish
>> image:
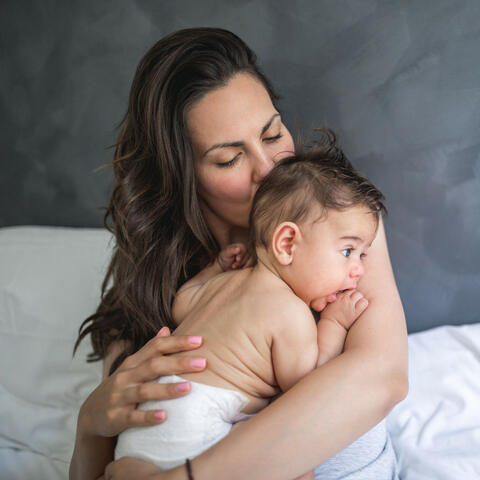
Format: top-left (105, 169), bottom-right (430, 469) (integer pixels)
top-left (176, 382), bottom-right (190, 392)
top-left (188, 336), bottom-right (202, 345)
top-left (190, 357), bottom-right (206, 369)
top-left (154, 411), bottom-right (165, 420)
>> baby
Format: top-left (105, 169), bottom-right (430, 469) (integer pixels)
top-left (115, 133), bottom-right (386, 479)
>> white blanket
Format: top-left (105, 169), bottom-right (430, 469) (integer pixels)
top-left (388, 323), bottom-right (480, 479)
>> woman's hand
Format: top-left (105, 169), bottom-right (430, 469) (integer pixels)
top-left (78, 327), bottom-right (207, 439)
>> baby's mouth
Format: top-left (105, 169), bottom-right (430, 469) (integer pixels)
top-left (326, 293), bottom-right (338, 303)
top-left (327, 289), bottom-right (350, 303)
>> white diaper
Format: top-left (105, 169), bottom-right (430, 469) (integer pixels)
top-left (114, 375), bottom-right (249, 470)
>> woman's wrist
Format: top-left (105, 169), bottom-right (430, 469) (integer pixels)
top-left (70, 424), bottom-right (115, 480)
top-left (76, 403), bottom-right (96, 439)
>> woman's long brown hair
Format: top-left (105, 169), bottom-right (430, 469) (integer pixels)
top-left (73, 28), bottom-right (279, 375)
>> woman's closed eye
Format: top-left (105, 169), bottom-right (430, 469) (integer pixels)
top-left (263, 132), bottom-right (283, 143)
top-left (217, 153), bottom-right (241, 168)
top-left (216, 129), bottom-right (284, 168)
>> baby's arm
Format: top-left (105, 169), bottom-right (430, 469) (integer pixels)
top-left (316, 290), bottom-right (369, 366)
top-left (271, 299), bottom-right (318, 394)
top-left (172, 243), bottom-right (251, 324)
top-left (270, 299), bottom-right (318, 480)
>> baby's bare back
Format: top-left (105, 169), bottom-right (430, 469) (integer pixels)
top-left (172, 267), bottom-right (291, 413)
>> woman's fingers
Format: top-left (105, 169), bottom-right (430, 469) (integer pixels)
top-left (119, 333), bottom-right (203, 371)
top-left (119, 354), bottom-right (206, 388)
top-left (123, 407), bottom-right (169, 427)
top-left (120, 380), bottom-right (193, 406)
top-left (78, 331), bottom-right (205, 438)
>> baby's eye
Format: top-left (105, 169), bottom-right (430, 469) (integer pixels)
top-left (341, 248), bottom-right (352, 257)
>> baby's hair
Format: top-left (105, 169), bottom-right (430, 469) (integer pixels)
top-left (249, 128), bottom-right (386, 258)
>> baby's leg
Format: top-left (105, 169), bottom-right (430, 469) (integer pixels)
top-left (293, 470), bottom-right (314, 480)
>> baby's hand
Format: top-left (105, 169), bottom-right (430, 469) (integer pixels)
top-left (320, 289), bottom-right (368, 330)
top-left (217, 243), bottom-right (255, 271)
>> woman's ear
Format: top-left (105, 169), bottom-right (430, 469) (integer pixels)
top-left (271, 222), bottom-right (301, 266)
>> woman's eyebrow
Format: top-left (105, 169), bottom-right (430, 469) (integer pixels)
top-left (202, 113), bottom-right (280, 157)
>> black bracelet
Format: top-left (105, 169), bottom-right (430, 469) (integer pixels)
top-left (185, 458), bottom-right (194, 480)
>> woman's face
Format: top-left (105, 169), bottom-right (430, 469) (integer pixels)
top-left (187, 73), bottom-right (294, 239)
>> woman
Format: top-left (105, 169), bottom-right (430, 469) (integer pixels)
top-left (70, 28), bottom-right (408, 480)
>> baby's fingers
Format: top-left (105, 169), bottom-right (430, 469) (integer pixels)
top-left (219, 243), bottom-right (245, 270)
top-left (354, 296), bottom-right (369, 315)
top-left (233, 251), bottom-right (251, 269)
top-left (229, 244), bottom-right (248, 269)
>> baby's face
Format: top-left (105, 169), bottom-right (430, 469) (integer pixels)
top-left (288, 205), bottom-right (378, 312)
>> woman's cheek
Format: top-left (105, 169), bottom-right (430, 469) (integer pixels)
top-left (213, 172), bottom-right (252, 202)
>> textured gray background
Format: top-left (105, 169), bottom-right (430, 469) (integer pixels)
top-left (1, 0), bottom-right (479, 333)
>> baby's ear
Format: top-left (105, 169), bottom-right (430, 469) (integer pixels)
top-left (271, 222), bottom-right (301, 266)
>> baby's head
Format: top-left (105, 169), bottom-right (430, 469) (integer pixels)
top-left (249, 129), bottom-right (386, 311)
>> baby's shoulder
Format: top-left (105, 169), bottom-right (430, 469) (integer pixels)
top-left (253, 288), bottom-right (314, 330)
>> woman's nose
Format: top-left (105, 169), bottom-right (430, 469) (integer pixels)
top-left (251, 146), bottom-right (275, 184)
top-left (349, 261), bottom-right (365, 279)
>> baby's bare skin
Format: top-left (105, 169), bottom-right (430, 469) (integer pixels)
top-left (171, 263), bottom-right (318, 414)
top-left (169, 210), bottom-right (374, 418)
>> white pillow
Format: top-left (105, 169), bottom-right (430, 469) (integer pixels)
top-left (0, 226), bottom-right (111, 479)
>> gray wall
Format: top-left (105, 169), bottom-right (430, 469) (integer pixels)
top-left (1, 0), bottom-right (479, 333)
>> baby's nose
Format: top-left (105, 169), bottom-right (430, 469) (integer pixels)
top-left (349, 262), bottom-right (365, 278)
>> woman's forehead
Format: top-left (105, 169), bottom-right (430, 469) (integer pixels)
top-left (186, 73), bottom-right (278, 150)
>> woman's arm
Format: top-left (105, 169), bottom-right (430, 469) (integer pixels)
top-left (104, 219), bottom-right (407, 480)
top-left (344, 217), bottom-right (408, 382)
top-left (69, 329), bottom-right (207, 480)
top-left (69, 341), bottom-right (122, 480)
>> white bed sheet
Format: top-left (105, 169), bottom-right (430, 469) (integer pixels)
top-left (388, 323), bottom-right (480, 479)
